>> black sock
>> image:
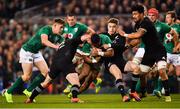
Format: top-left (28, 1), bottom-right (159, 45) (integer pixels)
top-left (71, 85), bottom-right (79, 98)
top-left (162, 80), bottom-right (170, 96)
top-left (131, 74), bottom-right (140, 93)
top-left (115, 79), bottom-right (125, 97)
top-left (30, 84), bottom-right (44, 101)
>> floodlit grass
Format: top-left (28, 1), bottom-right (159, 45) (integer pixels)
top-left (1, 94), bottom-right (180, 108)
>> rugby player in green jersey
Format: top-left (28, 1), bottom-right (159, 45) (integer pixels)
top-left (62, 14), bottom-right (104, 94)
top-left (2, 19), bottom-right (65, 103)
top-left (165, 11), bottom-right (180, 89)
top-left (147, 8), bottom-right (178, 98)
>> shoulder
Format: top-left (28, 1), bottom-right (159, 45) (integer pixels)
top-left (142, 17), bottom-right (152, 24)
top-left (76, 22), bottom-right (87, 27)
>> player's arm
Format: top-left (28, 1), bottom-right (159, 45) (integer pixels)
top-left (86, 27), bottom-right (95, 36)
top-left (83, 55), bottom-right (101, 64)
top-left (41, 34), bottom-right (59, 49)
top-left (119, 28), bottom-right (146, 39)
top-left (169, 28), bottom-right (179, 48)
top-left (126, 39), bottom-right (141, 48)
top-left (91, 47), bottom-right (114, 57)
top-left (175, 42), bottom-right (180, 52)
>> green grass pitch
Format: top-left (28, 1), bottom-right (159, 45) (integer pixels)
top-left (1, 94), bottom-right (180, 108)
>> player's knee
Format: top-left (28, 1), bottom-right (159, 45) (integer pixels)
top-left (157, 60), bottom-right (167, 70)
top-left (40, 68), bottom-right (48, 77)
top-left (22, 74), bottom-right (31, 82)
top-left (176, 65), bottom-right (180, 76)
top-left (81, 71), bottom-right (89, 77)
top-left (139, 64), bottom-right (150, 74)
top-left (132, 57), bottom-right (141, 65)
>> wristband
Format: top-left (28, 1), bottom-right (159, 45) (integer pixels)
top-left (124, 34), bottom-right (128, 38)
top-left (98, 51), bottom-right (104, 56)
top-left (92, 58), bottom-right (97, 63)
top-left (108, 44), bottom-right (111, 48)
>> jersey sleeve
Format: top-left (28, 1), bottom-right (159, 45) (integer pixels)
top-left (162, 23), bottom-right (171, 33)
top-left (79, 23), bottom-right (88, 34)
top-left (139, 20), bottom-right (150, 34)
top-left (99, 34), bottom-right (112, 44)
top-left (81, 43), bottom-right (91, 55)
top-left (38, 26), bottom-right (50, 36)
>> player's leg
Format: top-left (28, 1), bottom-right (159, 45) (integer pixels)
top-left (125, 53), bottom-right (153, 102)
top-left (79, 71), bottom-right (95, 93)
top-left (63, 55), bottom-right (84, 94)
top-left (25, 74), bottom-right (52, 103)
top-left (171, 54), bottom-right (180, 92)
top-left (138, 74), bottom-right (148, 98)
top-left (157, 60), bottom-right (171, 102)
top-left (23, 52), bottom-right (48, 97)
top-left (3, 48), bottom-right (33, 103)
top-left (109, 64), bottom-right (130, 102)
top-left (66, 73), bottom-right (83, 103)
top-left (93, 75), bottom-right (102, 93)
top-left (25, 60), bottom-right (60, 103)
top-left (79, 63), bottom-right (91, 83)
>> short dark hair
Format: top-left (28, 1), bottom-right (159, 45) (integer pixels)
top-left (91, 34), bottom-right (101, 45)
top-left (108, 18), bottom-right (119, 25)
top-left (166, 11), bottom-right (177, 21)
top-left (54, 18), bottom-right (65, 25)
top-left (66, 13), bottom-right (76, 17)
top-left (132, 4), bottom-right (144, 13)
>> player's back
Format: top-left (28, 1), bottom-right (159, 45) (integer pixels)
top-left (135, 17), bottom-right (165, 53)
top-left (52, 37), bottom-right (82, 67)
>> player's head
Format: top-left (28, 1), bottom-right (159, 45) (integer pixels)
top-left (148, 8), bottom-right (159, 23)
top-left (91, 34), bottom-right (101, 48)
top-left (107, 18), bottom-right (119, 35)
top-left (165, 11), bottom-right (177, 25)
top-left (52, 18), bottom-right (65, 35)
top-left (131, 4), bottom-right (145, 23)
top-left (66, 13), bottom-right (77, 27)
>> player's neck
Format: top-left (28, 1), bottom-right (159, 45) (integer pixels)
top-left (169, 22), bottom-right (175, 26)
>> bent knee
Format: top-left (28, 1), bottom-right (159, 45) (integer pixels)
top-left (22, 74), bottom-right (31, 82)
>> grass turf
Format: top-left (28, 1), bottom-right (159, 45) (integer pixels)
top-left (0, 94), bottom-right (180, 108)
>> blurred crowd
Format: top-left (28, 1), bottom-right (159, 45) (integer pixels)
top-left (0, 0), bottom-right (179, 18)
top-left (0, 0), bottom-right (179, 93)
top-left (42, 0), bottom-right (180, 16)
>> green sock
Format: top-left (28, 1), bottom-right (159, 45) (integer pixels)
top-left (157, 78), bottom-right (162, 91)
top-left (135, 79), bottom-right (141, 93)
top-left (7, 77), bottom-right (24, 94)
top-left (27, 73), bottom-right (45, 92)
top-left (93, 79), bottom-right (97, 84)
top-left (153, 76), bottom-right (159, 90)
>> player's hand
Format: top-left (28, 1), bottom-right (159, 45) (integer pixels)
top-left (173, 47), bottom-right (178, 53)
top-left (103, 44), bottom-right (111, 49)
top-left (117, 27), bottom-right (125, 37)
top-left (91, 48), bottom-right (99, 57)
top-left (56, 42), bottom-right (65, 50)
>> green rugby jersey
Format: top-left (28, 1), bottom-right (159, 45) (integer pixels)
top-left (154, 20), bottom-right (171, 43)
top-left (164, 23), bottom-right (180, 53)
top-left (23, 25), bottom-right (64, 53)
top-left (81, 34), bottom-right (112, 55)
top-left (62, 22), bottom-right (88, 39)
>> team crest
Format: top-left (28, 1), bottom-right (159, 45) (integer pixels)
top-left (156, 27), bottom-right (161, 32)
top-left (74, 28), bottom-right (78, 32)
top-left (64, 27), bottom-right (68, 31)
